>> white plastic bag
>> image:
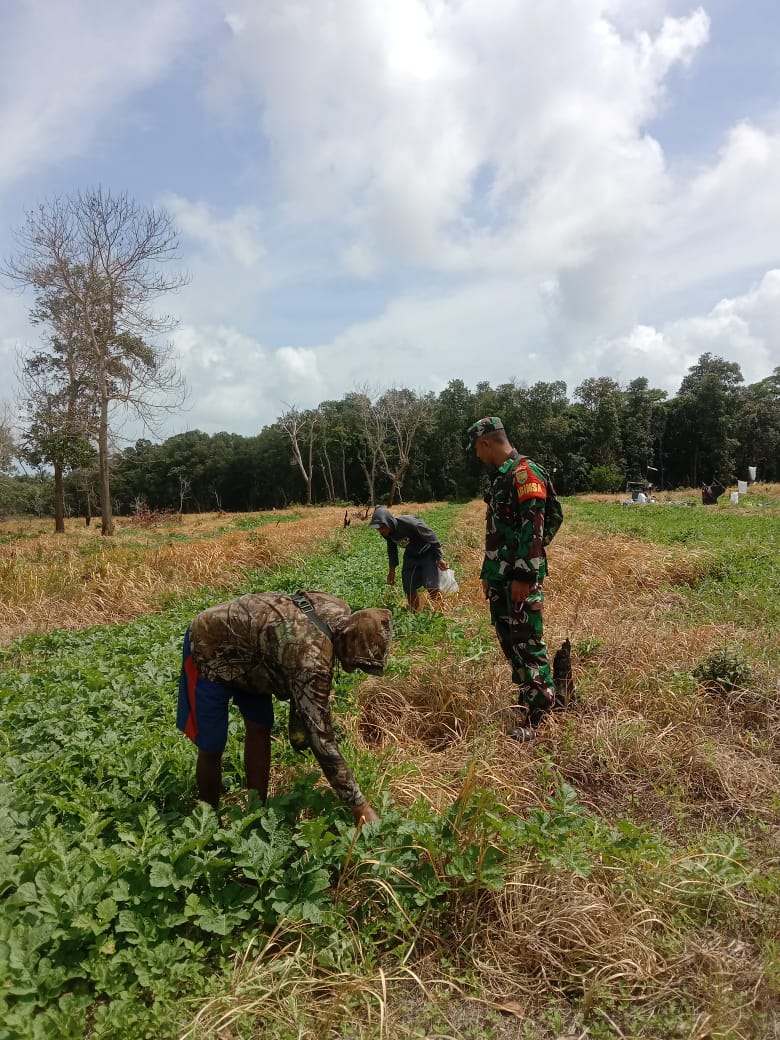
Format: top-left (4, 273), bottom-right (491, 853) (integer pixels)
top-left (439, 568), bottom-right (459, 594)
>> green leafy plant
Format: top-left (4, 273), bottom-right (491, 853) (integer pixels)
top-left (692, 645), bottom-right (753, 694)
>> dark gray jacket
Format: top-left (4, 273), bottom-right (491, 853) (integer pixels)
top-left (370, 507), bottom-right (442, 569)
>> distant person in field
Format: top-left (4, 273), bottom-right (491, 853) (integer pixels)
top-left (701, 481), bottom-right (725, 505)
top-left (467, 416), bottom-right (567, 742)
top-left (177, 591), bottom-right (392, 824)
top-left (369, 506), bottom-right (449, 611)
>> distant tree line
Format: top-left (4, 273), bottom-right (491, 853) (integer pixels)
top-left (2, 353), bottom-right (778, 521)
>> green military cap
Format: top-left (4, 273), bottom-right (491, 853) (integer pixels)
top-left (466, 416), bottom-right (505, 445)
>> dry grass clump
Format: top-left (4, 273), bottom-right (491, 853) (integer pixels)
top-left (0, 508), bottom-right (351, 643)
top-left (352, 652), bottom-right (780, 829)
top-left (556, 709), bottom-right (780, 824)
top-left (184, 831), bottom-right (771, 1039)
top-left (358, 658), bottom-right (511, 752)
top-left (355, 658), bottom-right (548, 813)
top-left (485, 871), bottom-right (661, 991)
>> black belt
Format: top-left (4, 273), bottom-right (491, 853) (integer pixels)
top-left (289, 591), bottom-right (334, 642)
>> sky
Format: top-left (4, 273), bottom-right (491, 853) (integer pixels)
top-left (1, 0), bottom-right (779, 442)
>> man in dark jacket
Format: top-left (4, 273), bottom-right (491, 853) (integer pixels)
top-left (369, 506), bottom-right (449, 611)
top-left (177, 590), bottom-right (392, 824)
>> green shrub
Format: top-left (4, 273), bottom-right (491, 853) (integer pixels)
top-left (589, 465), bottom-right (624, 493)
top-left (692, 645), bottom-right (752, 694)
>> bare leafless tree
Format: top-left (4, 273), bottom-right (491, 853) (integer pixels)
top-left (5, 188), bottom-right (188, 535)
top-left (279, 404), bottom-right (318, 505)
top-left (352, 386), bottom-right (385, 506)
top-left (316, 404), bottom-right (337, 502)
top-left (375, 387), bottom-right (432, 505)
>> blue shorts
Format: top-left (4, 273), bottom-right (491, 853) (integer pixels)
top-left (176, 628), bottom-right (274, 754)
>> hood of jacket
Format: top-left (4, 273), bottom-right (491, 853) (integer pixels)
top-left (332, 608), bottom-right (393, 674)
top-left (369, 506), bottom-right (397, 532)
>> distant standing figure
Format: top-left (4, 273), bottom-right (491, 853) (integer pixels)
top-left (369, 506), bottom-right (448, 611)
top-left (467, 416), bottom-right (564, 742)
top-left (177, 590), bottom-right (392, 824)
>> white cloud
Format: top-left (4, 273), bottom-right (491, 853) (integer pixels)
top-left (592, 270), bottom-right (780, 392)
top-left (0, 0), bottom-right (215, 193)
top-left (275, 346), bottom-right (321, 384)
top-left (166, 325), bottom-right (329, 435)
top-left (651, 121), bottom-right (780, 295)
top-left (1, 0), bottom-right (777, 443)
top-left (163, 195), bottom-right (266, 268)
top-left (207, 0), bottom-right (709, 276)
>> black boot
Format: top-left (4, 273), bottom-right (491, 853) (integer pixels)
top-left (507, 703), bottom-right (539, 743)
top-left (508, 723), bottom-right (537, 743)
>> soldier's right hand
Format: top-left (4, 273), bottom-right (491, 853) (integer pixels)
top-left (387, 569), bottom-right (396, 586)
top-left (481, 579), bottom-right (489, 599)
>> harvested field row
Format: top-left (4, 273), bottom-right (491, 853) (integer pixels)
top-left (0, 508), bottom-right (351, 643)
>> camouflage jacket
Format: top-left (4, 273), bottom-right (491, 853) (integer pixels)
top-left (481, 451), bottom-right (558, 585)
top-left (189, 591), bottom-right (366, 808)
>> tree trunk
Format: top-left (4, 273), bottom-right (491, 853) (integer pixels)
top-left (340, 445), bottom-right (348, 500)
top-left (320, 461), bottom-right (335, 501)
top-left (305, 427), bottom-right (314, 505)
top-left (53, 458), bottom-right (65, 534)
top-left (98, 392), bottom-right (114, 535)
top-left (321, 445), bottom-right (336, 501)
top-left (359, 460), bottom-right (375, 506)
top-left (84, 476), bottom-right (93, 525)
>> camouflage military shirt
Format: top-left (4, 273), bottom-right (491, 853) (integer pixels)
top-left (189, 591), bottom-right (366, 808)
top-left (481, 451), bottom-right (556, 585)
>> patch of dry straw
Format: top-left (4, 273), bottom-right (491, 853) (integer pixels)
top-left (0, 508), bottom-right (351, 644)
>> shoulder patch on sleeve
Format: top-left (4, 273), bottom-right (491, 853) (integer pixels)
top-left (514, 460), bottom-right (547, 503)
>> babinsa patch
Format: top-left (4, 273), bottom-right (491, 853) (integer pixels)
top-left (514, 460), bottom-right (547, 503)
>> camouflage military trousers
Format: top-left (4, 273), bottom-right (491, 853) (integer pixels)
top-left (487, 583), bottom-right (554, 717)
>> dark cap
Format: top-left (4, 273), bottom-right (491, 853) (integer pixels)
top-left (466, 416), bottom-right (505, 445)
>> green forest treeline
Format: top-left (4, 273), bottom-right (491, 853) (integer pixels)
top-left (4, 353), bottom-right (779, 517)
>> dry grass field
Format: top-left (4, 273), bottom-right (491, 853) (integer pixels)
top-left (0, 507), bottom-right (351, 644)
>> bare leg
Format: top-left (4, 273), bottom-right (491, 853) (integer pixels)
top-left (409, 588), bottom-right (423, 611)
top-left (244, 721), bottom-right (271, 801)
top-left (196, 749), bottom-right (223, 809)
top-left (427, 588), bottom-right (444, 610)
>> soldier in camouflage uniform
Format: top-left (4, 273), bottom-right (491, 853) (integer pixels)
top-left (177, 591), bottom-right (392, 823)
top-left (467, 417), bottom-right (563, 742)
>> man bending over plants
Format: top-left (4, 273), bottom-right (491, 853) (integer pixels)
top-left (177, 591), bottom-right (392, 824)
top-left (369, 506), bottom-right (449, 611)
